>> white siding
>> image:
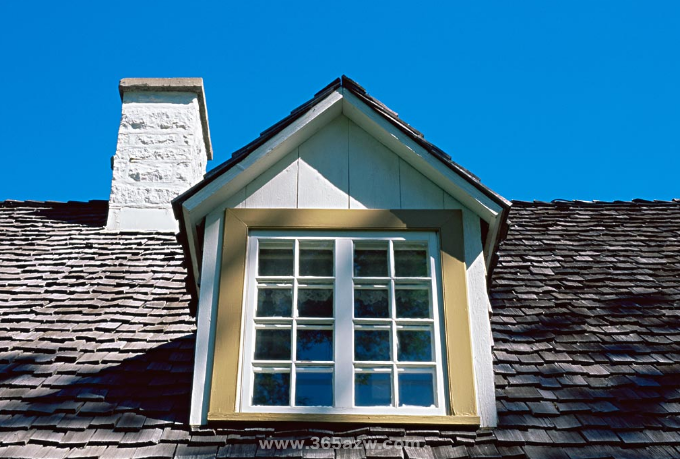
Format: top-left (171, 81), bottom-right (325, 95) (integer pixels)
top-left (225, 115), bottom-right (459, 211)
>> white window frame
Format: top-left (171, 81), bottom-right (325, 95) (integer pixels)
top-left (239, 230), bottom-right (448, 416)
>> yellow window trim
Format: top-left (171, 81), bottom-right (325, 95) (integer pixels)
top-left (208, 209), bottom-right (479, 425)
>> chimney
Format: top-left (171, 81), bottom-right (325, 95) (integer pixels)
top-left (106, 78), bottom-right (212, 232)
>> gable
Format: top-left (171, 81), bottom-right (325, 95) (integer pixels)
top-left (222, 115), bottom-right (465, 211)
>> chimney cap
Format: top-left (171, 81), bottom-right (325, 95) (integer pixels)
top-left (118, 78), bottom-right (213, 160)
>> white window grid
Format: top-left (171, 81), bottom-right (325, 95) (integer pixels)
top-left (240, 231), bottom-right (448, 416)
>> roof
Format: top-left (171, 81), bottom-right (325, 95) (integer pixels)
top-left (172, 76), bottom-right (510, 217)
top-left (1, 199), bottom-right (680, 458)
top-left (171, 76), bottom-right (512, 314)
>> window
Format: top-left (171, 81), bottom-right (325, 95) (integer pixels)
top-left (241, 232), bottom-right (447, 415)
top-left (208, 209), bottom-right (478, 424)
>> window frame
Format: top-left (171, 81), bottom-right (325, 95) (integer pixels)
top-left (208, 209), bottom-right (479, 425)
top-left (241, 231), bottom-right (447, 415)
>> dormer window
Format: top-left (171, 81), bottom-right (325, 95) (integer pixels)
top-left (241, 231), bottom-right (447, 415)
top-left (176, 77), bottom-right (510, 427)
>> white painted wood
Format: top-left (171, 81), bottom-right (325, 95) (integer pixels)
top-left (223, 187), bottom-right (246, 209)
top-left (462, 208), bottom-right (497, 427)
top-left (241, 231), bottom-right (446, 416)
top-left (298, 115), bottom-right (349, 208)
top-left (189, 210), bottom-right (224, 426)
top-left (341, 90), bottom-right (506, 220)
top-left (348, 120), bottom-right (400, 209)
top-left (184, 90), bottom-right (343, 217)
top-left (245, 149), bottom-right (299, 208)
top-left (444, 193), bottom-right (464, 210)
top-left (399, 160), bottom-right (444, 209)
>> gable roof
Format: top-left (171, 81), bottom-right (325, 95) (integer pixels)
top-left (172, 76), bottom-right (509, 216)
top-left (2, 199), bottom-right (680, 458)
top-left (171, 76), bottom-right (512, 311)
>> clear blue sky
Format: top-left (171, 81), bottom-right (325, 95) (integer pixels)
top-left (1, 2), bottom-right (678, 203)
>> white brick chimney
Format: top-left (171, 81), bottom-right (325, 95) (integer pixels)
top-left (106, 78), bottom-right (212, 232)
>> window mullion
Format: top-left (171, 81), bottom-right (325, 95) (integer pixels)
top-left (334, 238), bottom-right (354, 408)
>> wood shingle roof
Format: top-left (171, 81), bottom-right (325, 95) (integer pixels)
top-left (1, 199), bottom-right (680, 458)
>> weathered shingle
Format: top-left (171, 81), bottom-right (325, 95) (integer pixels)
top-left (1, 199), bottom-right (680, 458)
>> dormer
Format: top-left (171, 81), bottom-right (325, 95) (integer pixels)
top-left (172, 76), bottom-right (511, 427)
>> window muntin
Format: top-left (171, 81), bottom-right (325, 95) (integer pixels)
top-left (241, 231), bottom-right (447, 416)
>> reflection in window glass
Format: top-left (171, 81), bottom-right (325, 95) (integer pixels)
top-left (395, 289), bottom-right (429, 318)
top-left (259, 242), bottom-right (294, 276)
top-left (296, 372), bottom-right (333, 406)
top-left (354, 242), bottom-right (388, 277)
top-left (354, 330), bottom-right (391, 361)
top-left (253, 373), bottom-right (290, 406)
top-left (394, 244), bottom-right (428, 277)
top-left (397, 330), bottom-right (432, 362)
top-left (297, 329), bottom-right (333, 361)
top-left (355, 373), bottom-right (391, 406)
top-left (254, 329), bottom-right (291, 360)
top-left (256, 288), bottom-right (292, 317)
top-left (399, 373), bottom-right (434, 407)
top-left (354, 289), bottom-right (389, 318)
top-left (299, 242), bottom-right (333, 276)
top-left (298, 289), bottom-right (333, 318)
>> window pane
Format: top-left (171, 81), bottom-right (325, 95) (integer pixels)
top-left (395, 289), bottom-right (430, 319)
top-left (254, 329), bottom-right (291, 360)
top-left (297, 329), bottom-right (333, 361)
top-left (354, 242), bottom-right (388, 277)
top-left (298, 288), bottom-right (333, 318)
top-left (397, 330), bottom-right (432, 362)
top-left (355, 373), bottom-right (391, 406)
top-left (354, 330), bottom-right (391, 361)
top-left (253, 373), bottom-right (290, 406)
top-left (299, 242), bottom-right (333, 277)
top-left (256, 288), bottom-right (292, 317)
top-left (354, 289), bottom-right (389, 318)
top-left (394, 244), bottom-right (428, 277)
top-left (296, 372), bottom-right (333, 406)
top-left (398, 373), bottom-right (434, 407)
top-left (258, 242), bottom-right (294, 276)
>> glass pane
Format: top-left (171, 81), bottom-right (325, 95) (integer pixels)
top-left (397, 330), bottom-right (432, 362)
top-left (258, 242), bottom-right (294, 276)
top-left (300, 242), bottom-right (333, 277)
top-left (354, 242), bottom-right (388, 277)
top-left (298, 288), bottom-right (333, 318)
top-left (253, 373), bottom-right (290, 406)
top-left (354, 330), bottom-right (391, 361)
top-left (256, 288), bottom-right (292, 317)
top-left (355, 373), bottom-right (392, 406)
top-left (354, 289), bottom-right (389, 318)
top-left (295, 372), bottom-right (333, 406)
top-left (399, 373), bottom-right (434, 407)
top-left (254, 329), bottom-right (291, 360)
top-left (394, 244), bottom-right (428, 277)
top-left (395, 289), bottom-right (430, 318)
top-left (297, 329), bottom-right (333, 361)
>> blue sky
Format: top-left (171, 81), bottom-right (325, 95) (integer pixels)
top-left (1, 2), bottom-right (678, 203)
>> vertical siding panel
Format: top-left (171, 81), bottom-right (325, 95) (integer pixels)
top-left (245, 149), bottom-right (299, 208)
top-left (399, 159), bottom-right (444, 209)
top-left (348, 120), bottom-right (400, 209)
top-left (298, 115), bottom-right (350, 209)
